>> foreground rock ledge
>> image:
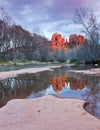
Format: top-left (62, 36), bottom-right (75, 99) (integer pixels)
top-left (0, 95), bottom-right (100, 130)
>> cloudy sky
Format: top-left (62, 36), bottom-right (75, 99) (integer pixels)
top-left (0, 0), bottom-right (100, 40)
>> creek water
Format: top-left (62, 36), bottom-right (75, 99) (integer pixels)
top-left (0, 66), bottom-right (100, 119)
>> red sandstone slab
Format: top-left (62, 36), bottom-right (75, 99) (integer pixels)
top-left (0, 95), bottom-right (100, 130)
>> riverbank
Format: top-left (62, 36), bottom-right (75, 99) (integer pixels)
top-left (68, 67), bottom-right (100, 77)
top-left (0, 65), bottom-right (61, 80)
top-left (0, 60), bottom-right (60, 66)
top-left (0, 95), bottom-right (100, 130)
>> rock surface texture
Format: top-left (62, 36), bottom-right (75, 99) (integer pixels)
top-left (0, 95), bottom-right (100, 130)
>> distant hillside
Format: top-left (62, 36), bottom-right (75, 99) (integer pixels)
top-left (0, 19), bottom-right (51, 61)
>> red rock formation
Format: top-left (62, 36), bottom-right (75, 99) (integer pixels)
top-left (51, 33), bottom-right (67, 48)
top-left (78, 35), bottom-right (86, 45)
top-left (69, 34), bottom-right (86, 45)
top-left (51, 33), bottom-right (86, 48)
top-left (69, 34), bottom-right (79, 45)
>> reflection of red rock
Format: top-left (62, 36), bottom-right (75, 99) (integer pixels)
top-left (70, 80), bottom-right (85, 90)
top-left (69, 34), bottom-right (86, 45)
top-left (51, 33), bottom-right (67, 49)
top-left (52, 75), bottom-right (86, 92)
top-left (52, 77), bottom-right (63, 92)
top-left (52, 76), bottom-right (67, 92)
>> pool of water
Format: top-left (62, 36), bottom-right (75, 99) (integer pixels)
top-left (0, 66), bottom-right (100, 119)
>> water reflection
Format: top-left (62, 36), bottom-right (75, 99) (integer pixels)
top-left (52, 75), bottom-right (86, 92)
top-left (0, 67), bottom-right (100, 119)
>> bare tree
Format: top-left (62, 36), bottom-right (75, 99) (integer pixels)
top-left (73, 7), bottom-right (100, 60)
top-left (0, 7), bottom-right (12, 52)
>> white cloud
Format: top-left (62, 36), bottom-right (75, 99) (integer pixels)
top-left (0, 0), bottom-right (11, 7)
top-left (42, 0), bottom-right (54, 7)
top-left (84, 0), bottom-right (100, 9)
top-left (20, 5), bottom-right (32, 15)
top-left (30, 20), bottom-right (83, 40)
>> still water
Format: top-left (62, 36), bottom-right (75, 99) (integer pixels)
top-left (0, 66), bottom-right (100, 119)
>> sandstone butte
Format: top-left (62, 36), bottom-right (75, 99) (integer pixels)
top-left (51, 33), bottom-right (86, 49)
top-left (51, 33), bottom-right (67, 49)
top-left (69, 34), bottom-right (86, 45)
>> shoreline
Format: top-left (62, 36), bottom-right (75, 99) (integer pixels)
top-left (0, 65), bottom-right (61, 81)
top-left (68, 67), bottom-right (100, 77)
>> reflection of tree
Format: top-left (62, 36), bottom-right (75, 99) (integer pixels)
top-left (0, 69), bottom-right (69, 107)
top-left (0, 71), bottom-right (53, 107)
top-left (83, 78), bottom-right (100, 118)
top-left (66, 72), bottom-right (100, 118)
